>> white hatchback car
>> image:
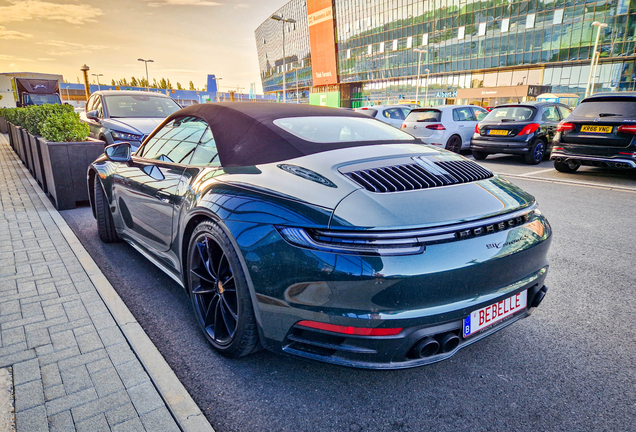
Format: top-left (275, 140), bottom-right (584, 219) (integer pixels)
top-left (401, 105), bottom-right (488, 153)
top-left (353, 105), bottom-right (413, 128)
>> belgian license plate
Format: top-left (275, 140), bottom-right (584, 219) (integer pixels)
top-left (580, 125), bottom-right (612, 133)
top-left (488, 129), bottom-right (508, 136)
top-left (463, 290), bottom-right (527, 338)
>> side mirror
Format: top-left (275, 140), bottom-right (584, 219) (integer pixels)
top-left (105, 142), bottom-right (131, 162)
top-left (86, 110), bottom-right (100, 121)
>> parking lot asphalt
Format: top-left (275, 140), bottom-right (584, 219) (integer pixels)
top-left (61, 158), bottom-right (636, 432)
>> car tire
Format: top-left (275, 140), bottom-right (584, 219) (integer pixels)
top-left (525, 139), bottom-right (546, 165)
top-left (187, 220), bottom-right (260, 358)
top-left (445, 135), bottom-right (462, 153)
top-left (472, 151), bottom-right (489, 160)
top-left (553, 160), bottom-right (580, 173)
top-left (94, 178), bottom-right (119, 243)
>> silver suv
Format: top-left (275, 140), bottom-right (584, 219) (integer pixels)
top-left (80, 90), bottom-right (181, 150)
top-left (401, 105), bottom-right (488, 153)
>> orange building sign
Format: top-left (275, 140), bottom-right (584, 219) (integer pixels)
top-left (307, 0), bottom-right (338, 86)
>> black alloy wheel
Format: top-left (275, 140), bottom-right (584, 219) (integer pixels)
top-left (472, 150), bottom-right (489, 160)
top-left (187, 221), bottom-right (260, 358)
top-left (445, 135), bottom-right (462, 153)
top-left (94, 178), bottom-right (119, 243)
top-left (553, 160), bottom-right (580, 173)
top-left (525, 139), bottom-right (545, 165)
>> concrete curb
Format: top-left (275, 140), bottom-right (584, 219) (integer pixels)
top-left (13, 150), bottom-right (214, 432)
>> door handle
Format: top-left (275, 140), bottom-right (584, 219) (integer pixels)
top-left (156, 190), bottom-right (170, 203)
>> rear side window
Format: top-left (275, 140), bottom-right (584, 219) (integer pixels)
top-left (353, 108), bottom-right (378, 117)
top-left (484, 106), bottom-right (536, 122)
top-left (405, 109), bottom-right (441, 122)
top-left (557, 105), bottom-right (572, 120)
top-left (472, 107), bottom-right (488, 121)
top-left (383, 108), bottom-right (405, 120)
top-left (541, 106), bottom-right (560, 122)
top-left (571, 100), bottom-right (636, 119)
top-left (452, 107), bottom-right (476, 121)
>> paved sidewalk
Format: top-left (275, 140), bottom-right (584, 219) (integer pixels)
top-left (0, 133), bottom-right (211, 432)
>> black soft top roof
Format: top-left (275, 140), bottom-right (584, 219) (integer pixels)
top-left (162, 102), bottom-right (420, 167)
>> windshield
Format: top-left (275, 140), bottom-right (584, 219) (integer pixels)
top-left (484, 106), bottom-right (536, 122)
top-left (24, 94), bottom-right (61, 105)
top-left (571, 100), bottom-right (636, 118)
top-left (405, 109), bottom-right (441, 122)
top-left (274, 116), bottom-right (415, 143)
top-left (104, 95), bottom-right (181, 118)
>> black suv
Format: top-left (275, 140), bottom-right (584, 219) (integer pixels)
top-left (551, 93), bottom-right (636, 173)
top-left (471, 102), bottom-right (572, 164)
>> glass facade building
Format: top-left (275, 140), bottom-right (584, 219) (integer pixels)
top-left (257, 0), bottom-right (636, 107)
top-left (255, 0), bottom-right (313, 102)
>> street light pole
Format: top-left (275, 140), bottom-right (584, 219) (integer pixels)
top-left (585, 22), bottom-right (607, 98)
top-left (424, 69), bottom-right (430, 107)
top-left (213, 77), bottom-right (222, 102)
top-left (271, 14), bottom-right (296, 103)
top-left (138, 58), bottom-right (154, 91)
top-left (413, 48), bottom-right (427, 105)
top-left (91, 73), bottom-right (103, 91)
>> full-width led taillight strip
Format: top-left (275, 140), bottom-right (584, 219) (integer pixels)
top-left (296, 320), bottom-right (403, 336)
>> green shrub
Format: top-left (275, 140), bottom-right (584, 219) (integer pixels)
top-left (40, 111), bottom-right (89, 142)
top-left (23, 104), bottom-right (74, 136)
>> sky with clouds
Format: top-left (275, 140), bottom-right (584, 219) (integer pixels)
top-left (0, 0), bottom-right (283, 92)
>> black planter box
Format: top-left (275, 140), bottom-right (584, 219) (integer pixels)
top-left (20, 127), bottom-right (35, 174)
top-left (28, 133), bottom-right (47, 193)
top-left (0, 116), bottom-right (7, 134)
top-left (8, 123), bottom-right (18, 153)
top-left (39, 137), bottom-right (106, 210)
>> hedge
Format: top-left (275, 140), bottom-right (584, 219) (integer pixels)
top-left (0, 104), bottom-right (89, 142)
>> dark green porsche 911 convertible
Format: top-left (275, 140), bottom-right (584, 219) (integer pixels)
top-left (87, 102), bottom-right (551, 369)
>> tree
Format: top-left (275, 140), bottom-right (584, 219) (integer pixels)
top-left (130, 77), bottom-right (139, 87)
top-left (111, 79), bottom-right (116, 85)
top-left (76, 77), bottom-right (80, 84)
top-left (176, 82), bottom-right (183, 90)
top-left (189, 81), bottom-right (196, 90)
top-left (152, 78), bottom-right (158, 88)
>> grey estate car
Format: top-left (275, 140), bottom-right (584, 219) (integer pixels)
top-left (80, 90), bottom-right (181, 150)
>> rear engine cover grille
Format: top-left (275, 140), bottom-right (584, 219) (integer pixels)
top-left (343, 160), bottom-right (493, 193)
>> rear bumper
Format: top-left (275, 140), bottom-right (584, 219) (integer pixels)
top-left (470, 137), bottom-right (533, 155)
top-left (231, 211), bottom-right (552, 369)
top-left (551, 151), bottom-right (636, 169)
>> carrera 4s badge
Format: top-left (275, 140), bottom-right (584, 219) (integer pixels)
top-left (487, 234), bottom-right (531, 250)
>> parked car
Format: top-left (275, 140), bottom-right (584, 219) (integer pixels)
top-left (80, 90), bottom-right (181, 150)
top-left (88, 103), bottom-right (551, 369)
top-left (401, 105), bottom-right (488, 153)
top-left (471, 102), bottom-right (572, 164)
top-left (551, 92), bottom-right (636, 173)
top-left (353, 105), bottom-right (413, 128)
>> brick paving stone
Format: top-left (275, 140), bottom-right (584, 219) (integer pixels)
top-left (16, 405), bottom-right (49, 432)
top-left (112, 417), bottom-right (145, 432)
top-left (70, 390), bottom-right (130, 423)
top-left (14, 379), bottom-right (45, 412)
top-left (2, 326), bottom-right (26, 345)
top-left (41, 363), bottom-right (62, 388)
top-left (0, 135), bottom-right (182, 431)
top-left (13, 358), bottom-right (41, 385)
top-left (26, 328), bottom-right (51, 349)
top-left (45, 387), bottom-right (98, 416)
top-left (104, 402), bottom-right (138, 427)
top-left (48, 410), bottom-right (74, 432)
top-left (90, 367), bottom-right (125, 398)
top-left (44, 384), bottom-right (66, 402)
top-left (60, 365), bottom-right (92, 394)
top-left (127, 381), bottom-right (164, 416)
top-left (76, 413), bottom-right (110, 432)
top-left (114, 360), bottom-right (149, 389)
top-left (141, 407), bottom-right (181, 432)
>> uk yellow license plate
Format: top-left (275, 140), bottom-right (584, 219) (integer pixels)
top-left (488, 129), bottom-right (508, 136)
top-left (580, 125), bottom-right (612, 133)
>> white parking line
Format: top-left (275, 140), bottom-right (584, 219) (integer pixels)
top-left (498, 173), bottom-right (636, 192)
top-left (519, 168), bottom-right (556, 176)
